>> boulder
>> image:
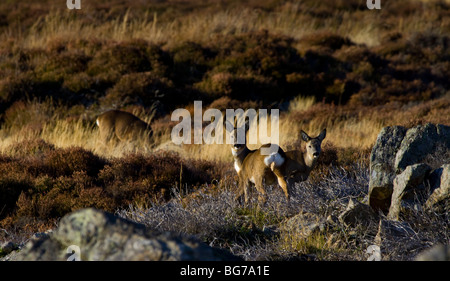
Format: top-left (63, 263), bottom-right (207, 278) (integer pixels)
top-left (14, 208), bottom-right (240, 261)
top-left (369, 123), bottom-right (450, 213)
top-left (394, 123), bottom-right (439, 173)
top-left (425, 164), bottom-right (449, 211)
top-left (368, 126), bottom-right (407, 212)
top-left (415, 244), bottom-right (450, 261)
top-left (282, 212), bottom-right (325, 239)
top-left (338, 198), bottom-right (377, 227)
top-left (436, 124), bottom-right (450, 149)
top-left (387, 163), bottom-right (431, 220)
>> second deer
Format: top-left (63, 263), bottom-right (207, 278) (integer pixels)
top-left (96, 110), bottom-right (153, 147)
top-left (230, 122), bottom-right (326, 203)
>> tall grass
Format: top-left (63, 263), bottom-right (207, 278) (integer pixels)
top-left (0, 94), bottom-right (448, 161)
top-left (7, 0), bottom-right (448, 50)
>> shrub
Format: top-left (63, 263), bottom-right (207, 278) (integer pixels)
top-left (87, 39), bottom-right (170, 80)
top-left (43, 146), bottom-right (106, 178)
top-left (195, 71), bottom-right (279, 101)
top-left (6, 138), bottom-right (55, 158)
top-left (101, 71), bottom-right (179, 112)
top-left (98, 152), bottom-right (225, 205)
top-left (0, 172), bottom-right (33, 219)
top-left (212, 30), bottom-right (301, 80)
top-left (170, 41), bottom-right (215, 85)
top-left (34, 50), bottom-right (91, 83)
top-left (300, 32), bottom-right (354, 51)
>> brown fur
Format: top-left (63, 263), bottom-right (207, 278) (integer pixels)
top-left (233, 129), bottom-right (326, 203)
top-left (96, 110), bottom-right (153, 145)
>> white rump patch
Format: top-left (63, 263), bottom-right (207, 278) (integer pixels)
top-left (264, 152), bottom-right (285, 168)
top-left (250, 176), bottom-right (255, 184)
top-left (96, 118), bottom-right (100, 127)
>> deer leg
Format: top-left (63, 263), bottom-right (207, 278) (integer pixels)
top-left (243, 180), bottom-right (250, 204)
top-left (234, 185), bottom-right (244, 201)
top-left (278, 176), bottom-right (289, 202)
top-left (254, 177), bottom-right (267, 204)
top-left (272, 168), bottom-right (290, 202)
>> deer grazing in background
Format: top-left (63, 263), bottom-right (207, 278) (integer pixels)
top-left (96, 110), bottom-right (153, 146)
top-left (228, 120), bottom-right (326, 203)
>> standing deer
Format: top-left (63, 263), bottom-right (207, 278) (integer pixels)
top-left (231, 124), bottom-right (326, 203)
top-left (96, 110), bottom-right (153, 146)
top-left (227, 118), bottom-right (288, 203)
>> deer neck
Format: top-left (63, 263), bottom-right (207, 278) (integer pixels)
top-left (303, 151), bottom-right (317, 173)
top-left (232, 146), bottom-right (251, 174)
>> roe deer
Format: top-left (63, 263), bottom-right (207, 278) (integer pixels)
top-left (235, 128), bottom-right (326, 203)
top-left (227, 119), bottom-right (253, 175)
top-left (96, 110), bottom-right (153, 145)
top-left (227, 118), bottom-right (289, 203)
top-left (283, 129), bottom-right (326, 186)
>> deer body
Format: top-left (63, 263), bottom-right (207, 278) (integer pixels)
top-left (238, 143), bottom-right (289, 203)
top-left (232, 127), bottom-right (326, 203)
top-left (96, 110), bottom-right (153, 145)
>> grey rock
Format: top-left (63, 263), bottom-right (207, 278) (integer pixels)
top-left (394, 123), bottom-right (438, 173)
top-left (425, 164), bottom-right (450, 211)
top-left (369, 126), bottom-right (407, 212)
top-left (338, 198), bottom-right (377, 227)
top-left (15, 208), bottom-right (240, 261)
top-left (436, 124), bottom-right (450, 149)
top-left (369, 123), bottom-right (450, 213)
top-left (415, 244), bottom-right (450, 261)
top-left (388, 163), bottom-right (431, 220)
top-left (282, 212), bottom-right (325, 239)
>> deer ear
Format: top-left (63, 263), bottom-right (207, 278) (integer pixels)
top-left (301, 130), bottom-right (311, 142)
top-left (318, 129), bottom-right (326, 141)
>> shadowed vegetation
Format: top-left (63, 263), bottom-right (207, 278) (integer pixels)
top-left (0, 0), bottom-right (449, 260)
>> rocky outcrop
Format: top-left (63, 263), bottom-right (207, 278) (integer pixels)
top-left (369, 123), bottom-right (450, 213)
top-left (388, 163), bottom-right (431, 220)
top-left (415, 244), bottom-right (450, 261)
top-left (13, 208), bottom-right (240, 261)
top-left (394, 123), bottom-right (439, 173)
top-left (282, 212), bottom-right (325, 239)
top-left (338, 198), bottom-right (377, 227)
top-left (368, 126), bottom-right (407, 212)
top-left (424, 164), bottom-right (449, 212)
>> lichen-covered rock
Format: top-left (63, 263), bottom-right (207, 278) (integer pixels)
top-left (369, 123), bottom-right (450, 213)
top-left (282, 212), bottom-right (325, 239)
top-left (14, 208), bottom-right (241, 261)
top-left (425, 164), bottom-right (449, 212)
top-left (415, 244), bottom-right (450, 261)
top-left (338, 198), bottom-right (377, 227)
top-left (368, 126), bottom-right (407, 212)
top-left (388, 163), bottom-right (431, 220)
top-left (394, 123), bottom-right (439, 173)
